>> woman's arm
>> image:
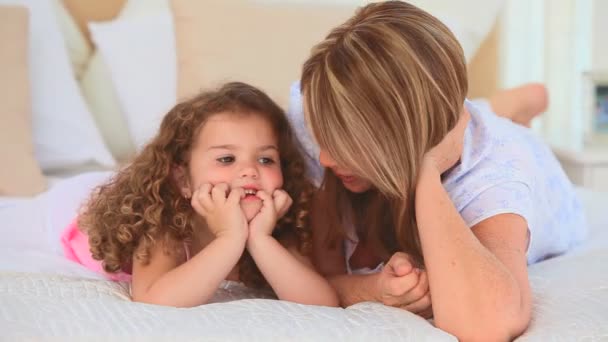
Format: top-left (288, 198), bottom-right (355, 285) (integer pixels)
top-left (311, 205), bottom-right (428, 310)
top-left (131, 233), bottom-right (246, 307)
top-left (416, 161), bottom-right (532, 341)
top-left (325, 263), bottom-right (430, 311)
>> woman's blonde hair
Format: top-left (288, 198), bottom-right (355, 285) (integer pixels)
top-left (79, 82), bottom-right (314, 288)
top-left (302, 1), bottom-right (468, 266)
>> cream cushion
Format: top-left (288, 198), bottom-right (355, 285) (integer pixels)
top-left (52, 0), bottom-right (92, 80)
top-left (0, 5), bottom-right (46, 196)
top-left (171, 0), bottom-right (357, 108)
top-left (171, 0), bottom-right (503, 108)
top-left (80, 54), bottom-right (134, 162)
top-left (0, 0), bottom-right (115, 172)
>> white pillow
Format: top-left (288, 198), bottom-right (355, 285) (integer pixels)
top-left (88, 10), bottom-right (177, 149)
top-left (0, 171), bottom-right (113, 257)
top-left (0, 0), bottom-right (115, 172)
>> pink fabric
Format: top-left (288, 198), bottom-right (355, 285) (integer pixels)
top-left (61, 219), bottom-right (132, 282)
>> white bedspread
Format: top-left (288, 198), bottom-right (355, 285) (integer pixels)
top-left (0, 172), bottom-right (606, 341)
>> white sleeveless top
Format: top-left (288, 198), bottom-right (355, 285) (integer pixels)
top-left (287, 82), bottom-right (587, 273)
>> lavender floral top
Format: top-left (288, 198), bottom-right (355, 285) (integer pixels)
top-left (288, 82), bottom-right (587, 270)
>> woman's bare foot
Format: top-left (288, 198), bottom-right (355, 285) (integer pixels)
top-left (489, 83), bottom-right (548, 127)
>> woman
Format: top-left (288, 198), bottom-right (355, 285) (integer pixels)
top-left (289, 1), bottom-right (586, 341)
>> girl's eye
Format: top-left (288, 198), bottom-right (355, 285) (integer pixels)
top-left (217, 156), bottom-right (235, 164)
top-left (259, 157), bottom-right (275, 165)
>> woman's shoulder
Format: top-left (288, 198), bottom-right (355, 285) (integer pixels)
top-left (442, 101), bottom-right (554, 208)
top-left (445, 102), bottom-right (533, 181)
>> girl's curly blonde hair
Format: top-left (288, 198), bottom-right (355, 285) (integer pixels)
top-left (78, 82), bottom-right (315, 288)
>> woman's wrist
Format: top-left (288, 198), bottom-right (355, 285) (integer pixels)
top-left (419, 157), bottom-right (442, 181)
top-left (329, 272), bottom-right (384, 306)
top-left (371, 272), bottom-right (386, 302)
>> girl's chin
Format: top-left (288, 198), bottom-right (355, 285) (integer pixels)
top-left (241, 201), bottom-right (262, 221)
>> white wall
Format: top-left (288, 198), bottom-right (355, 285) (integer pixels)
top-left (499, 0), bottom-right (595, 150)
top-left (592, 0), bottom-right (608, 71)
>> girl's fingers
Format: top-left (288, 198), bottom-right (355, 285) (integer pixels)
top-left (272, 189), bottom-right (292, 215)
top-left (256, 190), bottom-right (272, 203)
top-left (197, 183), bottom-right (213, 211)
top-left (227, 187), bottom-right (245, 205)
top-left (211, 183), bottom-right (229, 203)
top-left (190, 193), bottom-right (205, 215)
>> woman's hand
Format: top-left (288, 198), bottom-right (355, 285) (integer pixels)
top-left (423, 108), bottom-right (470, 175)
top-left (190, 183), bottom-right (248, 241)
top-left (376, 252), bottom-right (432, 317)
top-left (248, 189), bottom-right (293, 239)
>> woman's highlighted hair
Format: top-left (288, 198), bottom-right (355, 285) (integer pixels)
top-left (302, 1), bottom-right (468, 265)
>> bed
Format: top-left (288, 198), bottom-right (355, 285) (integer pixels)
top-left (1, 0), bottom-right (606, 340)
top-left (0, 172), bottom-right (606, 340)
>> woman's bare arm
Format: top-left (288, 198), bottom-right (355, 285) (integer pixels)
top-left (416, 162), bottom-right (532, 341)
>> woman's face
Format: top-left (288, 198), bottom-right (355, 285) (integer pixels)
top-left (318, 149), bottom-right (372, 193)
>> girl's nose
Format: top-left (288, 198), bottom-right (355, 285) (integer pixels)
top-left (239, 164), bottom-right (259, 179)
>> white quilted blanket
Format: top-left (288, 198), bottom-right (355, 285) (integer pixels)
top-left (0, 172), bottom-right (606, 341)
top-left (0, 272), bottom-right (455, 341)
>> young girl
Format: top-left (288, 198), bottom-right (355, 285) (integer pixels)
top-left (293, 1), bottom-right (586, 341)
top-left (62, 82), bottom-right (338, 308)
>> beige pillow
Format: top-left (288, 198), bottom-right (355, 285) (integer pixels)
top-left (171, 0), bottom-right (357, 109)
top-left (0, 6), bottom-right (46, 196)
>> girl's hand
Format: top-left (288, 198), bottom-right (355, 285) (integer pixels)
top-left (272, 189), bottom-right (293, 220)
top-left (248, 189), bottom-right (293, 239)
top-left (423, 108), bottom-right (470, 175)
top-left (376, 252), bottom-right (432, 317)
top-left (191, 183), bottom-right (248, 240)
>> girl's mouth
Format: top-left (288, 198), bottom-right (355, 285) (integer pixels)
top-left (243, 188), bottom-right (259, 201)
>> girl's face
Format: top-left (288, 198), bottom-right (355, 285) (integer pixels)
top-left (182, 112), bottom-right (283, 221)
top-left (318, 149), bottom-right (372, 193)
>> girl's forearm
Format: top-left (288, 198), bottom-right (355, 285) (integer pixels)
top-left (247, 236), bottom-right (339, 306)
top-left (415, 164), bottom-right (525, 339)
top-left (133, 235), bottom-right (245, 307)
